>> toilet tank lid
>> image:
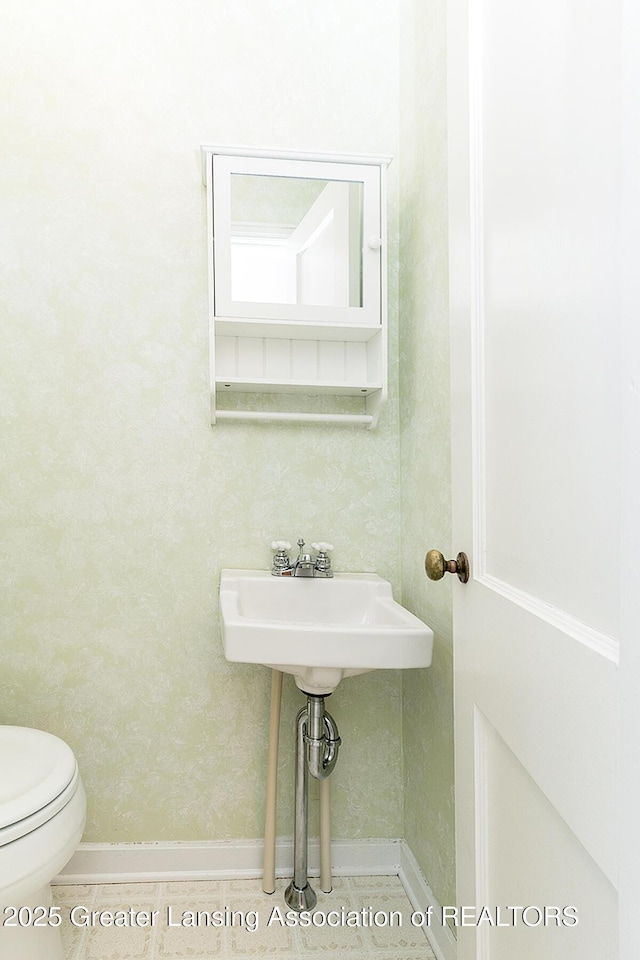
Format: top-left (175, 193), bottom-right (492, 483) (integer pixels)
top-left (0, 726), bottom-right (78, 828)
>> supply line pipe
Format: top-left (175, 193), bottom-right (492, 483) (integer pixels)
top-left (262, 669), bottom-right (283, 894)
top-left (319, 777), bottom-right (332, 893)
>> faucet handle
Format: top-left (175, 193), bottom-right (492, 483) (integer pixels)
top-left (312, 542), bottom-right (334, 553)
top-left (312, 542), bottom-right (334, 577)
top-left (272, 540), bottom-right (292, 551)
top-left (271, 541), bottom-right (293, 576)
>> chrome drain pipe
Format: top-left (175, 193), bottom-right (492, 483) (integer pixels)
top-left (284, 695), bottom-right (341, 912)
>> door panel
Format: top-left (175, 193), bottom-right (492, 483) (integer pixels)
top-left (479, 0), bottom-right (621, 639)
top-left (478, 710), bottom-right (617, 960)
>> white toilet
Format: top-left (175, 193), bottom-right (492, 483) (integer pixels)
top-left (0, 726), bottom-right (86, 960)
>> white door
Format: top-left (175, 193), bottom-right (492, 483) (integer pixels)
top-left (447, 0), bottom-right (639, 957)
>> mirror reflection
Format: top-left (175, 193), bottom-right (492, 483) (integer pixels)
top-left (230, 174), bottom-right (364, 308)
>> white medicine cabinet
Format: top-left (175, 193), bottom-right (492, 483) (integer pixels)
top-left (201, 146), bottom-right (391, 428)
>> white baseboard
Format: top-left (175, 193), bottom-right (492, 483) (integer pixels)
top-left (55, 837), bottom-right (402, 885)
top-left (398, 843), bottom-right (457, 960)
top-left (55, 838), bottom-right (456, 960)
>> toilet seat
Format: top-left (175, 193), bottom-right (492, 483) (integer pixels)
top-left (0, 726), bottom-right (79, 846)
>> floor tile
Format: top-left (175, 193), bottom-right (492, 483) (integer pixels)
top-left (54, 875), bottom-right (437, 959)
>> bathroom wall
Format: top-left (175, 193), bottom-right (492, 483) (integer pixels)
top-left (399, 0), bottom-right (456, 910)
top-left (0, 0), bottom-right (404, 843)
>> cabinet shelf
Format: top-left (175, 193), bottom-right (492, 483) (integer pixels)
top-left (214, 316), bottom-right (381, 343)
top-left (215, 377), bottom-right (382, 396)
top-left (215, 332), bottom-right (382, 394)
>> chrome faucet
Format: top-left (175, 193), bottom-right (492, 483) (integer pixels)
top-left (293, 538), bottom-right (315, 577)
top-left (271, 539), bottom-right (334, 577)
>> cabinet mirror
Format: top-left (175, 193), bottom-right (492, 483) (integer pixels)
top-left (208, 153), bottom-right (383, 328)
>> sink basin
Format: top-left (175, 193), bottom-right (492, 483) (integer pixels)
top-left (219, 569), bottom-right (434, 694)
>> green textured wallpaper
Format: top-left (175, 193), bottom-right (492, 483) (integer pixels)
top-left (0, 0), bottom-right (403, 844)
top-left (399, 0), bottom-right (457, 911)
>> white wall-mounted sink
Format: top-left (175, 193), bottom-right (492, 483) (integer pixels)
top-left (219, 569), bottom-right (434, 695)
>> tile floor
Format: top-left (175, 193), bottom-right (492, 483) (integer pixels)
top-left (53, 875), bottom-right (437, 959)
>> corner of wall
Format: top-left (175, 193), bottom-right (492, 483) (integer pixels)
top-left (397, 0), bottom-right (456, 912)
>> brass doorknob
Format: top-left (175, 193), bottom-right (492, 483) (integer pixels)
top-left (425, 549), bottom-right (470, 584)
